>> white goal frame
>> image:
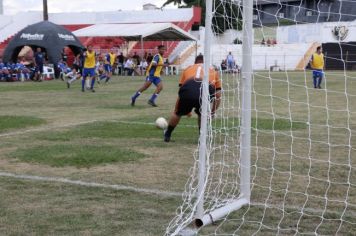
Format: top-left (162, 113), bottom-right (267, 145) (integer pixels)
top-left (193, 0), bottom-right (253, 228)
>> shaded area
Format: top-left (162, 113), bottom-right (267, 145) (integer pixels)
top-left (323, 42), bottom-right (356, 70)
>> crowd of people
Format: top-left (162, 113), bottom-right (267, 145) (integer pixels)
top-left (0, 46), bottom-right (157, 83)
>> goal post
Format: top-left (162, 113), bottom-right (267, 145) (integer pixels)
top-left (195, 0), bottom-right (253, 228)
top-left (166, 0), bottom-right (356, 235)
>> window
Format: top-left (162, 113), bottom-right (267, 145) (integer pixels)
top-left (278, 12), bottom-right (284, 18)
top-left (253, 15), bottom-right (258, 20)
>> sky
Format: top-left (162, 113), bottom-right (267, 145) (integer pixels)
top-left (3, 0), bottom-right (176, 15)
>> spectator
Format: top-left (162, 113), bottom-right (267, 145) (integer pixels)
top-left (261, 38), bottom-right (266, 46)
top-left (132, 52), bottom-right (140, 65)
top-left (117, 52), bottom-right (125, 75)
top-left (146, 53), bottom-right (153, 64)
top-left (220, 59), bottom-right (227, 72)
top-left (124, 57), bottom-right (135, 76)
top-left (34, 47), bottom-right (45, 81)
top-left (266, 38), bottom-right (271, 47)
top-left (139, 59), bottom-right (148, 73)
top-left (226, 52), bottom-right (235, 72)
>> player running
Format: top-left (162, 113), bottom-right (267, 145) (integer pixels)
top-left (82, 45), bottom-right (96, 92)
top-left (164, 55), bottom-right (222, 142)
top-left (131, 45), bottom-right (167, 107)
top-left (100, 48), bottom-right (116, 83)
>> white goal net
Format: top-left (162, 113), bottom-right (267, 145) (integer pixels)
top-left (166, 0), bottom-right (356, 235)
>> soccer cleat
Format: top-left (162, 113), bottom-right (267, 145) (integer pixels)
top-left (164, 130), bottom-right (171, 142)
top-left (82, 88), bottom-right (85, 92)
top-left (91, 89), bottom-right (95, 93)
top-left (318, 85), bottom-right (322, 89)
top-left (131, 97), bottom-right (135, 106)
top-left (148, 100), bottom-right (157, 107)
top-left (67, 82), bottom-right (70, 89)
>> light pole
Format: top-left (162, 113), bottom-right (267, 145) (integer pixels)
top-left (43, 0), bottom-right (48, 21)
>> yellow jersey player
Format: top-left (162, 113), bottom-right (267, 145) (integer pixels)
top-left (310, 46), bottom-right (325, 89)
top-left (82, 45), bottom-right (96, 92)
top-left (101, 48), bottom-right (116, 83)
top-left (131, 45), bottom-right (167, 107)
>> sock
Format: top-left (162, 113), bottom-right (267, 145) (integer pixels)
top-left (81, 79), bottom-right (85, 90)
top-left (105, 76), bottom-right (111, 82)
top-left (313, 77), bottom-right (317, 88)
top-left (150, 93), bottom-right (159, 102)
top-left (90, 78), bottom-right (95, 89)
top-left (165, 125), bottom-right (175, 136)
top-left (132, 91), bottom-right (141, 100)
top-left (69, 77), bottom-right (76, 84)
top-left (318, 77), bottom-right (322, 87)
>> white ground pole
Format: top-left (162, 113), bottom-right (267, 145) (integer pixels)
top-left (194, 0), bottom-right (214, 222)
top-left (194, 0), bottom-right (252, 228)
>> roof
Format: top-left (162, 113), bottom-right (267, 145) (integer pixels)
top-left (73, 23), bottom-right (197, 41)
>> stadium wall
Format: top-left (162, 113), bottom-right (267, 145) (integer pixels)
top-left (277, 20), bottom-right (356, 44)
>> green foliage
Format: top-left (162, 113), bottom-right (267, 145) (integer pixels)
top-left (162, 0), bottom-right (242, 33)
top-left (0, 116), bottom-right (45, 133)
top-left (10, 144), bottom-right (146, 168)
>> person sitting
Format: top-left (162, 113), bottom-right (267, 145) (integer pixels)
top-left (220, 59), bottom-right (227, 72)
top-left (139, 59), bottom-right (148, 74)
top-left (124, 57), bottom-right (135, 76)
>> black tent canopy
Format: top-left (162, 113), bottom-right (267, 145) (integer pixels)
top-left (3, 21), bottom-right (84, 64)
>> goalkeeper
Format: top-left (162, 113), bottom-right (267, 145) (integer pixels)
top-left (164, 55), bottom-right (221, 142)
top-left (309, 46), bottom-right (325, 89)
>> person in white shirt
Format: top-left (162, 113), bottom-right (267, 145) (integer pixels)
top-left (124, 57), bottom-right (135, 76)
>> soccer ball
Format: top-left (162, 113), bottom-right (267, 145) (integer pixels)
top-left (155, 117), bottom-right (168, 130)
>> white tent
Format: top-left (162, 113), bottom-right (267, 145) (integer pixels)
top-left (73, 23), bottom-right (197, 41)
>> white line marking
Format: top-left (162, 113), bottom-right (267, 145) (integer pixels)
top-left (0, 119), bottom-right (100, 138)
top-left (1, 172), bottom-right (355, 218)
top-left (0, 172), bottom-right (182, 197)
top-left (0, 119), bottom-right (198, 138)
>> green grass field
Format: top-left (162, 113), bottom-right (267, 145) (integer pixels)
top-left (0, 71), bottom-right (355, 235)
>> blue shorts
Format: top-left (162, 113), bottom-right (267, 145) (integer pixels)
top-left (313, 70), bottom-right (324, 79)
top-left (104, 64), bottom-right (112, 73)
top-left (146, 76), bottom-right (161, 86)
top-left (83, 68), bottom-right (95, 78)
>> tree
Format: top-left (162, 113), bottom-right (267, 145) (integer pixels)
top-left (161, 0), bottom-right (242, 34)
top-left (162, 0), bottom-right (183, 8)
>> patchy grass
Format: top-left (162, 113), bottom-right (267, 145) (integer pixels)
top-left (0, 72), bottom-right (355, 235)
top-left (0, 176), bottom-right (179, 236)
top-left (0, 115), bottom-right (45, 133)
top-left (10, 144), bottom-right (146, 168)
